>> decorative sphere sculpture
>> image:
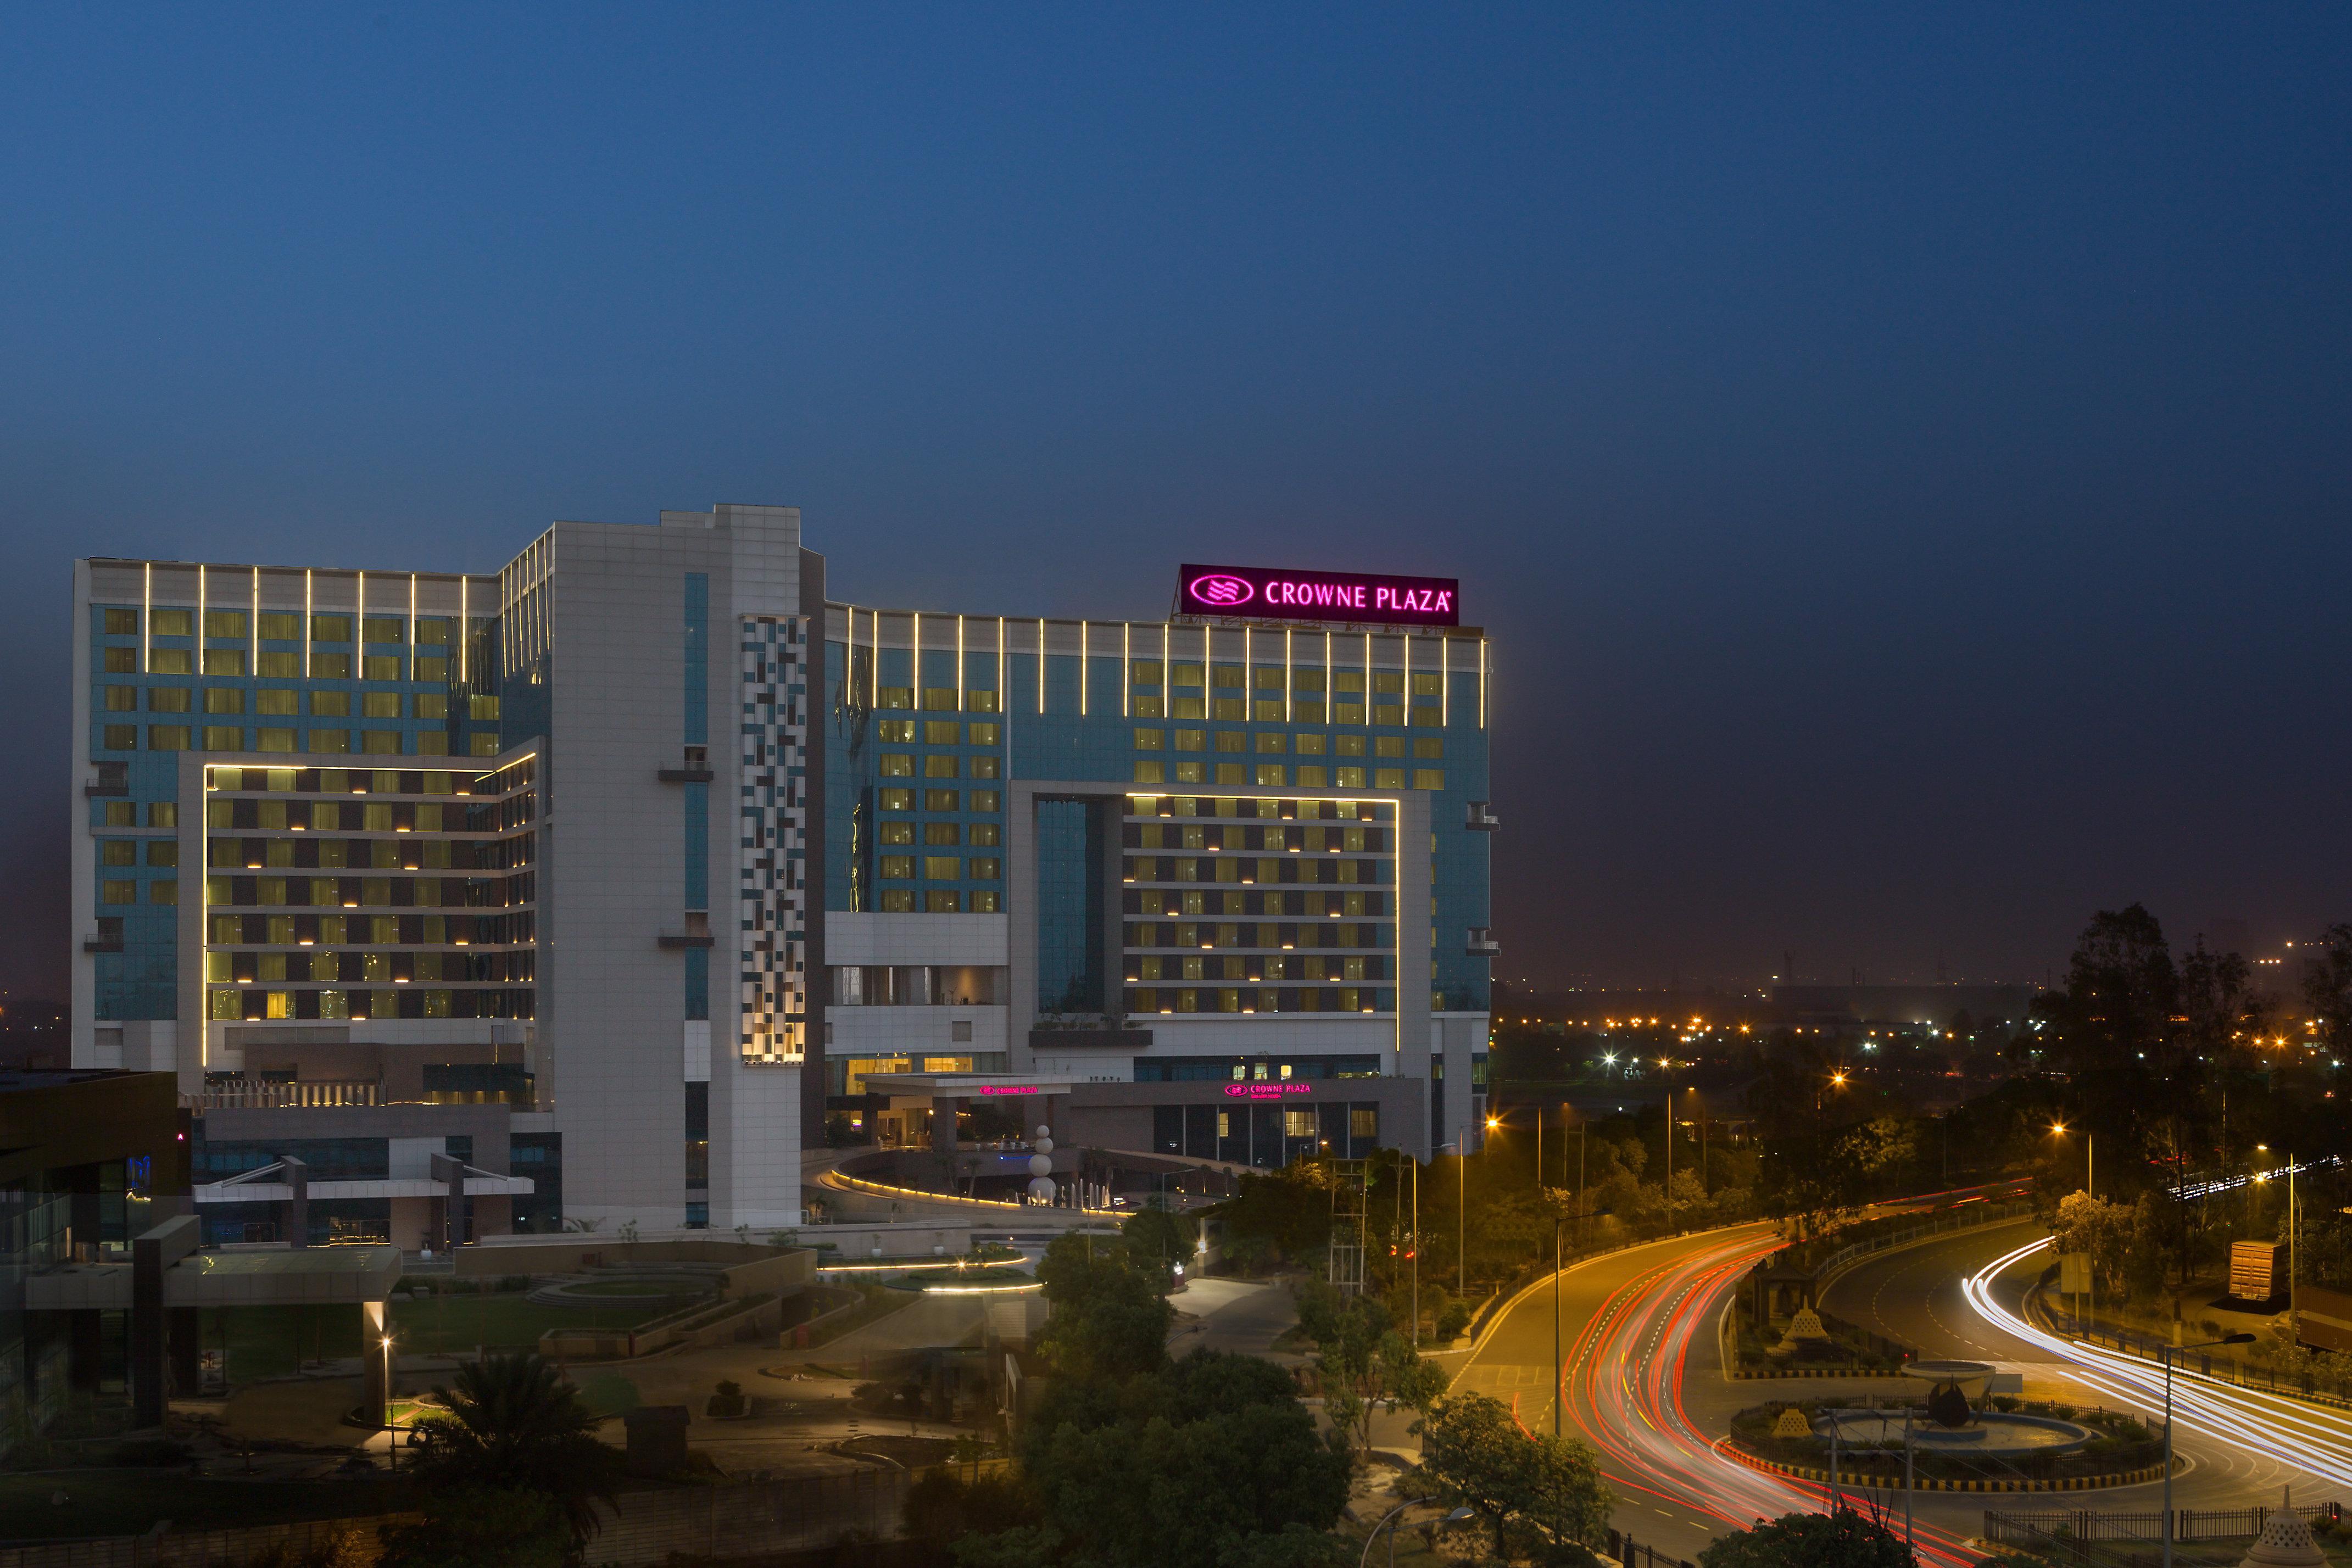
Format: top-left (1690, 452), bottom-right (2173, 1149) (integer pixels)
top-left (1036, 1125), bottom-right (1052, 1140)
top-left (1032, 1136), bottom-right (1054, 1156)
top-left (1028, 1176), bottom-right (1057, 1201)
top-left (1028, 1153), bottom-right (1054, 1178)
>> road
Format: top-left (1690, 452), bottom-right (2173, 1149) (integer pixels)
top-left (1454, 1225), bottom-right (2001, 1567)
top-left (1824, 1221), bottom-right (2349, 1511)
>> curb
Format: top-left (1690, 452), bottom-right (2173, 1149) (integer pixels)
top-left (1724, 1367), bottom-right (1914, 1381)
top-left (1715, 1439), bottom-right (2173, 1494)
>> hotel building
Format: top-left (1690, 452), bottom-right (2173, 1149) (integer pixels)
top-left (69, 506), bottom-right (1495, 1240)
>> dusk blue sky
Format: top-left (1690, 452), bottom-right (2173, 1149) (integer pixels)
top-left (5, 6), bottom-right (2348, 999)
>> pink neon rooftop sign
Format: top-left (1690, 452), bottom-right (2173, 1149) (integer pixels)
top-left (1178, 563), bottom-right (1459, 628)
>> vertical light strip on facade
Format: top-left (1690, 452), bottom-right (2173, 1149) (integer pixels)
top-left (1479, 638), bottom-right (1487, 728)
top-left (1440, 635), bottom-right (1449, 727)
top-left (458, 574), bottom-right (467, 685)
top-left (1079, 620), bottom-right (1088, 715)
top-left (911, 611), bottom-right (921, 708)
top-left (1285, 629), bottom-right (1293, 722)
top-left (956, 614), bottom-right (965, 714)
top-left (196, 565), bottom-right (206, 676)
top-left (1122, 622), bottom-right (1130, 717)
top-left (356, 570), bottom-right (365, 665)
top-left (249, 567), bottom-right (259, 672)
top-left (408, 574), bottom-right (418, 682)
top-left (868, 607), bottom-right (879, 709)
top-left (1036, 618), bottom-right (1046, 711)
top-left (303, 570), bottom-right (313, 678)
top-left (1402, 632), bottom-right (1412, 723)
top-left (141, 562), bottom-right (151, 673)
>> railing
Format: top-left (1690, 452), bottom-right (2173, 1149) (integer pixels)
top-left (181, 1079), bottom-right (381, 1111)
top-left (1807, 1197), bottom-right (2037, 1287)
top-left (1982, 1503), bottom-right (2340, 1568)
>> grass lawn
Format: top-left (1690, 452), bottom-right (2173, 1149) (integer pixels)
top-left (0, 1471), bottom-right (408, 1539)
top-left (388, 1293), bottom-right (671, 1355)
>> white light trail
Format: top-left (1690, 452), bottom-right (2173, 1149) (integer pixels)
top-left (1964, 1237), bottom-right (2352, 1488)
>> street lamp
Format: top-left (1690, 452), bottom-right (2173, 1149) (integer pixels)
top-left (2049, 1122), bottom-right (2093, 1197)
top-left (381, 1334), bottom-right (397, 1467)
top-left (1360, 1501), bottom-right (1474, 1568)
top-left (2161, 1333), bottom-right (2254, 1568)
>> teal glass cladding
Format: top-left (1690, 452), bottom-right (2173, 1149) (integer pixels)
top-left (1034, 799), bottom-right (1103, 1011)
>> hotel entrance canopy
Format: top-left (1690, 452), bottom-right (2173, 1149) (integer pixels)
top-left (859, 1073), bottom-right (1075, 1100)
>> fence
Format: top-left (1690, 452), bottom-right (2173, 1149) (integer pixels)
top-left (1609, 1530), bottom-right (1693, 1568)
top-left (1982, 1503), bottom-right (2340, 1568)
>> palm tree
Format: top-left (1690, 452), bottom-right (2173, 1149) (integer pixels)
top-left (408, 1353), bottom-right (624, 1555)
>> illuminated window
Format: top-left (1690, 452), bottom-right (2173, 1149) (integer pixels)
top-left (1255, 765), bottom-right (1285, 786)
top-left (363, 693), bottom-right (400, 718)
top-left (1175, 761), bottom-right (1206, 784)
top-left (101, 839), bottom-right (135, 866)
top-left (1133, 728), bottom-right (1164, 750)
top-left (923, 856), bottom-right (960, 880)
top-left (414, 657), bottom-right (448, 683)
top-left (469, 694), bottom-right (500, 720)
top-left (924, 889), bottom-right (961, 912)
top-left (879, 889), bottom-right (915, 911)
top-left (1285, 1109), bottom-right (1316, 1139)
top-left (879, 821), bottom-right (913, 846)
top-left (969, 722), bottom-right (1001, 746)
top-left (1413, 737), bottom-right (1443, 758)
top-left (257, 728), bottom-right (296, 753)
top-left (1214, 763), bottom-right (1245, 785)
top-left (313, 730), bottom-right (353, 754)
top-left (1374, 736), bottom-right (1406, 757)
top-left (1133, 695), bottom-right (1165, 717)
top-left (312, 652), bottom-right (351, 679)
top-left (362, 655), bottom-right (402, 680)
top-left (258, 612), bottom-right (300, 640)
top-left (877, 686), bottom-right (913, 709)
top-left (1255, 732), bottom-right (1286, 754)
top-left (361, 616), bottom-right (404, 644)
top-left (924, 823), bottom-right (960, 846)
top-left (416, 693), bottom-right (447, 720)
top-left (203, 609), bottom-right (246, 639)
top-left (879, 754), bottom-right (914, 777)
top-left (1173, 697), bottom-right (1207, 719)
top-left (202, 650), bottom-right (246, 677)
top-left (103, 609), bottom-right (139, 635)
top-left (969, 755), bottom-right (1000, 779)
top-left (879, 788), bottom-right (914, 811)
top-left (1214, 731), bottom-right (1246, 754)
top-left (1412, 769), bottom-right (1444, 791)
top-left (202, 726), bottom-right (243, 751)
top-left (415, 618), bottom-right (451, 644)
top-left (880, 855), bottom-right (915, 879)
top-left (971, 858), bottom-right (1001, 880)
top-left (102, 647), bottom-right (138, 673)
top-left (101, 879), bottom-right (135, 905)
top-left (147, 802), bottom-right (176, 828)
top-left (923, 721), bottom-right (960, 745)
top-left (1134, 760), bottom-right (1166, 783)
top-left (970, 790), bottom-right (1000, 812)
top-left (969, 822), bottom-right (999, 846)
top-left (310, 614), bottom-right (351, 641)
top-left (102, 724), bottom-right (137, 750)
top-left (965, 690), bottom-right (999, 713)
top-left (968, 889), bottom-right (1000, 912)
top-left (924, 789), bottom-right (959, 811)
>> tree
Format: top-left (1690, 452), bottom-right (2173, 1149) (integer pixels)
top-left (1294, 1280), bottom-right (1447, 1454)
top-left (1213, 1165), bottom-right (1333, 1266)
top-left (2049, 1192), bottom-right (2134, 1296)
top-left (1697, 1508), bottom-right (1914, 1568)
top-left (1408, 1393), bottom-right (1611, 1564)
top-left (1008, 1348), bottom-right (1353, 1568)
top-left (2305, 924), bottom-right (2352, 1062)
top-left (1121, 1205), bottom-right (1194, 1286)
top-left (404, 1353), bottom-right (624, 1556)
top-left (378, 1487), bottom-right (569, 1568)
top-left (1035, 1233), bottom-right (1174, 1381)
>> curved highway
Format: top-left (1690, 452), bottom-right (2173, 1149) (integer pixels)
top-left (1457, 1225), bottom-right (1986, 1566)
top-left (1824, 1221), bottom-right (2348, 1511)
top-left (1461, 1214), bottom-right (2347, 1566)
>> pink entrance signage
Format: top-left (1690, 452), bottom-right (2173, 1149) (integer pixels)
top-left (971, 1086), bottom-right (1039, 1096)
top-left (1223, 1082), bottom-right (1313, 1099)
top-left (1177, 563), bottom-right (1460, 628)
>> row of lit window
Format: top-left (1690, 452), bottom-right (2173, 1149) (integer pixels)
top-left (203, 875), bottom-right (531, 910)
top-left (98, 879), bottom-right (176, 905)
top-left (205, 987), bottom-right (532, 1022)
top-left (101, 647), bottom-right (459, 681)
top-left (98, 608), bottom-right (473, 644)
top-left (1129, 796), bottom-right (1394, 822)
top-left (1125, 986), bottom-right (1391, 1014)
top-left (877, 821), bottom-right (1000, 847)
top-left (101, 686), bottom-right (496, 721)
top-left (1125, 889), bottom-right (1391, 920)
top-left (1131, 954), bottom-right (1386, 983)
top-left (208, 764), bottom-right (530, 796)
top-left (1123, 920), bottom-right (1386, 951)
top-left (102, 725), bottom-right (501, 757)
top-left (205, 797), bottom-right (502, 831)
top-left (1130, 663), bottom-right (1441, 695)
top-left (873, 788), bottom-right (1001, 814)
top-left (94, 801), bottom-right (177, 828)
top-left (208, 912), bottom-right (523, 945)
top-left (870, 890), bottom-right (1002, 913)
top-left (1204, 1107), bottom-right (1381, 1141)
top-left (1131, 823), bottom-right (1387, 851)
top-left (99, 840), bottom-right (178, 867)
top-left (1125, 855), bottom-right (1385, 886)
top-left (206, 951), bottom-right (530, 983)
top-left (1135, 761), bottom-right (1443, 789)
top-left (874, 719), bottom-right (1002, 746)
top-left (1133, 697), bottom-right (1442, 725)
top-left (877, 754), bottom-right (1003, 780)
top-left (877, 855), bottom-right (1001, 882)
top-left (1136, 730), bottom-right (1442, 759)
top-left (865, 687), bottom-right (1001, 712)
top-left (209, 839), bottom-right (525, 872)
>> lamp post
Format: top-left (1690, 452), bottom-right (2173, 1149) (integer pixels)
top-left (1551, 1215), bottom-right (1570, 1437)
top-left (2161, 1333), bottom-right (2254, 1568)
top-left (1658, 1058), bottom-right (1673, 1229)
top-left (381, 1334), bottom-right (397, 1467)
top-left (1359, 1502), bottom-right (1474, 1568)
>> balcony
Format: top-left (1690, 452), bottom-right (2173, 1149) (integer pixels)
top-left (659, 911), bottom-right (715, 949)
top-left (84, 765), bottom-right (129, 799)
top-left (1465, 927), bottom-right (1500, 957)
top-left (657, 745), bottom-right (714, 784)
top-left (183, 1079), bottom-right (382, 1112)
top-left (1465, 801), bottom-right (1500, 832)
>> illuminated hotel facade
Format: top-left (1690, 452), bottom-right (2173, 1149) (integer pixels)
top-left (69, 505), bottom-right (1494, 1240)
